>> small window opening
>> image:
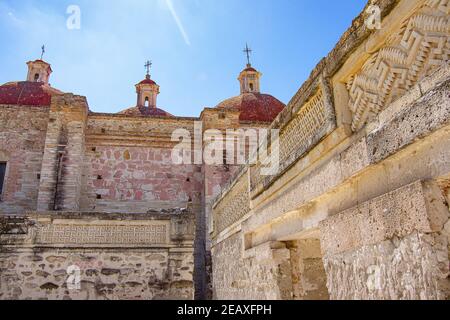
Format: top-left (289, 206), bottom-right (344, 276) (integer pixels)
top-left (96, 194), bottom-right (102, 200)
top-left (91, 147), bottom-right (97, 152)
top-left (145, 97), bottom-right (150, 107)
top-left (0, 162), bottom-right (7, 196)
top-left (37, 174), bottom-right (41, 180)
top-left (34, 73), bottom-right (40, 82)
top-left (97, 175), bottom-right (103, 180)
top-left (249, 83), bottom-right (254, 91)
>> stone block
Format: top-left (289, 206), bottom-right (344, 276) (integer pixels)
top-left (320, 180), bottom-right (449, 256)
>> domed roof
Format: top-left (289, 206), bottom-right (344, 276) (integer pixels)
top-left (117, 106), bottom-right (174, 118)
top-left (137, 78), bottom-right (157, 86)
top-left (0, 81), bottom-right (63, 106)
top-left (216, 92), bottom-right (285, 122)
top-left (242, 66), bottom-right (258, 72)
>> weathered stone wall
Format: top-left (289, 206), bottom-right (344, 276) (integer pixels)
top-left (81, 146), bottom-right (202, 213)
top-left (320, 181), bottom-right (449, 300)
top-left (37, 94), bottom-right (89, 212)
top-left (0, 105), bottom-right (49, 214)
top-left (323, 232), bottom-right (448, 300)
top-left (212, 233), bottom-right (292, 300)
top-left (81, 115), bottom-right (203, 214)
top-left (0, 211), bottom-right (195, 300)
top-left (289, 239), bottom-right (329, 300)
top-left (211, 0), bottom-right (450, 301)
top-left (0, 248), bottom-right (193, 300)
top-left (81, 115), bottom-right (206, 298)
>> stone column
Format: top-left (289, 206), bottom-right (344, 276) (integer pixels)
top-left (37, 94), bottom-right (88, 212)
top-left (288, 239), bottom-right (330, 300)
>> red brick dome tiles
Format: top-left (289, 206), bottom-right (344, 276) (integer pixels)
top-left (137, 78), bottom-right (157, 86)
top-left (0, 81), bottom-right (63, 106)
top-left (215, 92), bottom-right (285, 122)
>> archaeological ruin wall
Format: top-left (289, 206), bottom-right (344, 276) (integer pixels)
top-left (211, 0), bottom-right (450, 300)
top-left (0, 95), bottom-right (200, 299)
top-left (0, 210), bottom-right (195, 300)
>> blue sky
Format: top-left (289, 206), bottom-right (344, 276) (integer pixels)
top-left (0, 0), bottom-right (367, 117)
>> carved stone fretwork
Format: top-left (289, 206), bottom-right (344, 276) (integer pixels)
top-left (214, 173), bottom-right (250, 235)
top-left (347, 0), bottom-right (449, 131)
top-left (250, 87), bottom-right (331, 192)
top-left (280, 89), bottom-right (327, 164)
top-left (36, 222), bottom-right (169, 246)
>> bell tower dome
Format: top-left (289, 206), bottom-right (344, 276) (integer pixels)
top-left (135, 60), bottom-right (160, 108)
top-left (26, 45), bottom-right (52, 84)
top-left (238, 44), bottom-right (262, 94)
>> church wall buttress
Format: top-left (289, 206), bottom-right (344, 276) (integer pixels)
top-left (0, 105), bottom-right (49, 214)
top-left (37, 94), bottom-right (88, 212)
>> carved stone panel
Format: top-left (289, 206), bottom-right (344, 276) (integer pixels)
top-left (35, 222), bottom-right (169, 246)
top-left (347, 0), bottom-right (449, 131)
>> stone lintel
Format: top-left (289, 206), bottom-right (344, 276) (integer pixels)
top-left (0, 209), bottom-right (195, 248)
top-left (320, 180), bottom-right (449, 256)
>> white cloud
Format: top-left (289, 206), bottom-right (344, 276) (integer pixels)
top-left (3, 8), bottom-right (25, 27)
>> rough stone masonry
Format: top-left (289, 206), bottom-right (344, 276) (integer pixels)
top-left (211, 0), bottom-right (450, 300)
top-left (0, 0), bottom-right (449, 300)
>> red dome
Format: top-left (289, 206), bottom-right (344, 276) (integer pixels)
top-left (0, 81), bottom-right (63, 106)
top-left (216, 93), bottom-right (285, 122)
top-left (118, 106), bottom-right (174, 118)
top-left (243, 66), bottom-right (258, 72)
top-left (137, 78), bottom-right (157, 86)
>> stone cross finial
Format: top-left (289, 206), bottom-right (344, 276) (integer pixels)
top-left (40, 45), bottom-right (45, 60)
top-left (243, 43), bottom-right (252, 66)
top-left (144, 60), bottom-right (152, 77)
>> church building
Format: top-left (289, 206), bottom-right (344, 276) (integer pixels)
top-left (0, 47), bottom-right (284, 300)
top-left (1, 0), bottom-right (449, 301)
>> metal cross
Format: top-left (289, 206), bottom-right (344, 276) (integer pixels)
top-left (144, 60), bottom-right (152, 76)
top-left (40, 45), bottom-right (45, 60)
top-left (243, 43), bottom-right (252, 66)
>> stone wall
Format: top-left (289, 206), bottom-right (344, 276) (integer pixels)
top-left (212, 233), bottom-right (292, 300)
top-left (0, 248), bottom-right (193, 300)
top-left (0, 210), bottom-right (195, 300)
top-left (81, 146), bottom-right (202, 213)
top-left (320, 181), bottom-right (450, 300)
top-left (37, 94), bottom-right (88, 212)
top-left (289, 239), bottom-right (329, 300)
top-left (82, 115), bottom-right (207, 298)
top-left (81, 115), bottom-right (203, 213)
top-left (323, 232), bottom-right (448, 300)
top-left (211, 0), bottom-right (450, 300)
top-left (0, 105), bottom-right (49, 214)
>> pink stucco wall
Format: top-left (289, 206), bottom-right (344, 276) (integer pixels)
top-left (82, 146), bottom-right (203, 213)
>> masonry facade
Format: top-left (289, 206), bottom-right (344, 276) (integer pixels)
top-left (0, 0), bottom-right (449, 301)
top-left (0, 46), bottom-right (284, 299)
top-left (211, 0), bottom-right (450, 300)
